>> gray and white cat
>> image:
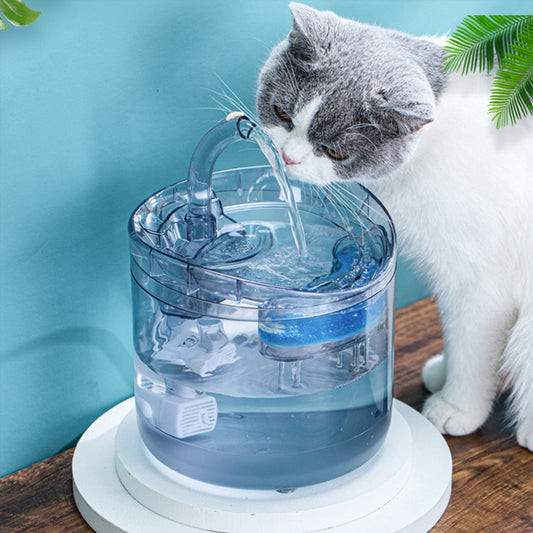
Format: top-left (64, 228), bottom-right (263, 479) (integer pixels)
top-left (257, 3), bottom-right (533, 450)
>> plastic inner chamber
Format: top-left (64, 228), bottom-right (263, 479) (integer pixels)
top-left (128, 117), bottom-right (397, 490)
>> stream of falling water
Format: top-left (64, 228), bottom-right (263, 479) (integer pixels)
top-left (249, 125), bottom-right (308, 258)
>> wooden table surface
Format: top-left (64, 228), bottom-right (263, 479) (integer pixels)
top-left (1, 297), bottom-right (532, 532)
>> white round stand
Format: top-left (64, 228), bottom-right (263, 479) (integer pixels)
top-left (73, 399), bottom-right (452, 533)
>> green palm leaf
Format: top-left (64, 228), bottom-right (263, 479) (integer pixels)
top-left (0, 0), bottom-right (40, 29)
top-left (444, 15), bottom-right (531, 75)
top-left (445, 15), bottom-right (533, 127)
top-left (489, 25), bottom-right (533, 127)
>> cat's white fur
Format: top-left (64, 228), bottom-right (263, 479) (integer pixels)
top-left (275, 97), bottom-right (337, 184)
top-left (266, 68), bottom-right (533, 450)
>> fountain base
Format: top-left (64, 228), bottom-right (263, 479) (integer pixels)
top-left (73, 398), bottom-right (452, 533)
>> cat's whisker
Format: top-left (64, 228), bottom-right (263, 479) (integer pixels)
top-left (312, 183), bottom-right (339, 223)
top-left (333, 184), bottom-right (383, 219)
top-left (340, 197), bottom-right (379, 233)
top-left (249, 36), bottom-right (277, 52)
top-left (323, 183), bottom-right (357, 234)
top-left (207, 92), bottom-right (234, 116)
top-left (208, 88), bottom-right (245, 116)
top-left (330, 187), bottom-right (364, 228)
top-left (193, 105), bottom-right (232, 113)
top-left (213, 80), bottom-right (250, 111)
top-left (285, 59), bottom-right (300, 96)
top-left (326, 184), bottom-right (377, 238)
top-left (211, 90), bottom-right (248, 117)
top-left (320, 184), bottom-right (337, 224)
top-left (345, 122), bottom-right (384, 143)
top-left (346, 122), bottom-right (382, 133)
top-left (274, 57), bottom-right (298, 97)
top-left (327, 188), bottom-right (378, 240)
top-left (213, 74), bottom-right (258, 121)
top-left (343, 132), bottom-right (378, 150)
top-left (310, 182), bottom-right (329, 213)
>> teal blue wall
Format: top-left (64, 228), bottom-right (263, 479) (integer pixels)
top-left (1, 0), bottom-right (529, 476)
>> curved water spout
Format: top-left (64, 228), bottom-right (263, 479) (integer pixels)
top-left (185, 115), bottom-right (255, 242)
top-left (185, 113), bottom-right (307, 257)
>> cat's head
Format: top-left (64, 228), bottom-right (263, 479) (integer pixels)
top-left (257, 3), bottom-right (446, 184)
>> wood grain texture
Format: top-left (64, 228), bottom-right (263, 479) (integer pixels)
top-left (1, 297), bottom-right (531, 532)
top-left (0, 447), bottom-right (91, 532)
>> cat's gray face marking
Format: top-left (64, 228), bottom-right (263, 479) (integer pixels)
top-left (257, 3), bottom-right (447, 184)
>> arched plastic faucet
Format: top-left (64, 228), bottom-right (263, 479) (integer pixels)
top-left (185, 114), bottom-right (256, 243)
top-left (185, 112), bottom-right (307, 257)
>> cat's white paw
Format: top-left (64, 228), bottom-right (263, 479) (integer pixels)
top-left (516, 424), bottom-right (533, 452)
top-left (422, 391), bottom-right (486, 436)
top-left (422, 353), bottom-right (446, 393)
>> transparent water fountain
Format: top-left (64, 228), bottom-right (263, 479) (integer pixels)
top-left (129, 115), bottom-right (396, 489)
top-left (72, 114), bottom-right (452, 533)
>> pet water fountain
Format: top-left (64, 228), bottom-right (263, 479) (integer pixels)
top-left (72, 114), bottom-right (452, 532)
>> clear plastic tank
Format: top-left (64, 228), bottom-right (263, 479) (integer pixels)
top-left (129, 118), bottom-right (396, 490)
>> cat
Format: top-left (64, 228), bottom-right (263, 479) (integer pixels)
top-left (256, 3), bottom-right (533, 451)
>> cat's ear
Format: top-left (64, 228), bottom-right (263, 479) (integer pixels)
top-left (288, 3), bottom-right (324, 64)
top-left (371, 79), bottom-right (436, 135)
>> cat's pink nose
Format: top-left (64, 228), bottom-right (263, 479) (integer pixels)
top-left (282, 150), bottom-right (301, 165)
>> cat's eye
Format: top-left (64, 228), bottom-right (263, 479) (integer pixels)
top-left (322, 146), bottom-right (348, 161)
top-left (273, 105), bottom-right (293, 124)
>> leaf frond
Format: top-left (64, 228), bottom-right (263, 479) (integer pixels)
top-left (0, 0), bottom-right (40, 27)
top-left (444, 15), bottom-right (531, 75)
top-left (489, 23), bottom-right (533, 127)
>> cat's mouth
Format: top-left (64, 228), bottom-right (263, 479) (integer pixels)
top-left (259, 124), bottom-right (339, 186)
